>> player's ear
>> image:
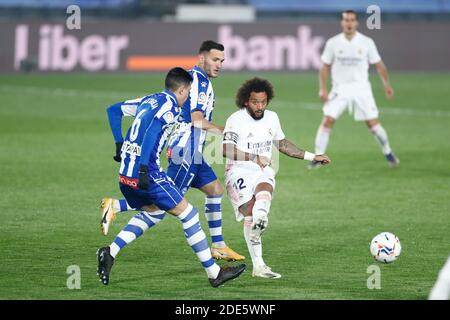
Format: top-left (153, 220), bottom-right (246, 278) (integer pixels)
top-left (198, 53), bottom-right (205, 65)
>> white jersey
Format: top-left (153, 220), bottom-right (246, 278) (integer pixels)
top-left (223, 108), bottom-right (285, 170)
top-left (321, 32), bottom-right (381, 89)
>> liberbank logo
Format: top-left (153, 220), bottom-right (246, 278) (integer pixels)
top-left (12, 24), bottom-right (324, 72)
top-left (14, 24), bottom-right (129, 71)
top-left (218, 25), bottom-right (324, 70)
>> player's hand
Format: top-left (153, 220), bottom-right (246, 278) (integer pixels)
top-left (319, 88), bottom-right (328, 102)
top-left (256, 155), bottom-right (271, 169)
top-left (113, 142), bottom-right (123, 163)
top-left (314, 154), bottom-right (331, 165)
top-left (137, 165), bottom-right (150, 190)
top-left (384, 85), bottom-right (394, 99)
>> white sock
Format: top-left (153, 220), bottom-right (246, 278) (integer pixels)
top-left (429, 256), bottom-right (450, 300)
top-left (315, 124), bottom-right (331, 155)
top-left (244, 216), bottom-right (265, 268)
top-left (253, 191), bottom-right (272, 222)
top-left (370, 124), bottom-right (392, 155)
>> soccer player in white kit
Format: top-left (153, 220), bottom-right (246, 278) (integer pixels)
top-left (222, 78), bottom-right (330, 278)
top-left (310, 10), bottom-right (399, 169)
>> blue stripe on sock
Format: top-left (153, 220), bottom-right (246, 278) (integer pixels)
top-left (206, 195), bottom-right (222, 199)
top-left (201, 258), bottom-right (215, 268)
top-left (119, 199), bottom-right (128, 212)
top-left (135, 212), bottom-right (155, 228)
top-left (181, 208), bottom-right (198, 223)
top-left (113, 236), bottom-right (127, 249)
top-left (184, 222), bottom-right (201, 238)
top-left (123, 224), bottom-right (144, 237)
top-left (148, 213), bottom-right (165, 221)
top-left (208, 220), bottom-right (222, 228)
top-left (205, 204), bottom-right (221, 213)
top-left (212, 235), bottom-right (224, 243)
top-left (191, 237), bottom-right (209, 253)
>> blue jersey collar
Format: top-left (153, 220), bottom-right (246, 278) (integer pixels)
top-left (162, 89), bottom-right (178, 106)
top-left (193, 66), bottom-right (208, 79)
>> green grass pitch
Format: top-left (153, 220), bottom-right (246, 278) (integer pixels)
top-left (0, 71), bottom-right (449, 299)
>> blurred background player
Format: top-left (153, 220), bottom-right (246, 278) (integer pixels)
top-left (96, 67), bottom-right (246, 287)
top-left (100, 40), bottom-right (245, 262)
top-left (309, 9), bottom-right (399, 169)
top-left (222, 78), bottom-right (330, 278)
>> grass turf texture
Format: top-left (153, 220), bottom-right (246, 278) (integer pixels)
top-left (0, 72), bottom-right (449, 299)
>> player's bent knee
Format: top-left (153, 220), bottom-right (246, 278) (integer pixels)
top-left (141, 204), bottom-right (160, 212)
top-left (366, 119), bottom-right (380, 129)
top-left (168, 198), bottom-right (189, 216)
top-left (323, 117), bottom-right (335, 128)
top-left (255, 183), bottom-right (273, 194)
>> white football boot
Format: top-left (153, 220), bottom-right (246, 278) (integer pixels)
top-left (252, 265), bottom-right (281, 279)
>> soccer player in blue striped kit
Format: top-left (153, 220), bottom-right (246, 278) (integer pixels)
top-left (100, 40), bottom-right (245, 262)
top-left (96, 67), bottom-right (245, 287)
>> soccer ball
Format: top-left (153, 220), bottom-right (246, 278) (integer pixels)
top-left (370, 232), bottom-right (401, 263)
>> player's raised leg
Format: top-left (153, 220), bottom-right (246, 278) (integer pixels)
top-left (241, 183), bottom-right (281, 279)
top-left (100, 198), bottom-right (134, 235)
top-left (169, 198), bottom-right (246, 287)
top-left (199, 180), bottom-right (245, 261)
top-left (97, 207), bottom-right (166, 285)
top-left (366, 119), bottom-right (400, 167)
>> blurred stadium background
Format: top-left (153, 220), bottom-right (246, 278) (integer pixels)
top-left (1, 0), bottom-right (449, 300)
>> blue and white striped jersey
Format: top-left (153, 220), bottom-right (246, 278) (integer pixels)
top-left (168, 66), bottom-right (215, 154)
top-left (107, 95), bottom-right (147, 143)
top-left (118, 90), bottom-right (180, 177)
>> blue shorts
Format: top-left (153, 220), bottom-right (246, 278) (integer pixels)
top-left (119, 171), bottom-right (183, 211)
top-left (167, 156), bottom-right (217, 195)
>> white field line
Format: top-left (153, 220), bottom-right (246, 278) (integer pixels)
top-left (1, 84), bottom-right (450, 118)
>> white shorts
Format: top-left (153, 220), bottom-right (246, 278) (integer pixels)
top-left (323, 86), bottom-right (379, 121)
top-left (225, 164), bottom-right (276, 222)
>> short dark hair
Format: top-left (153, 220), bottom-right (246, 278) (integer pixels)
top-left (165, 67), bottom-right (193, 92)
top-left (342, 9), bottom-right (358, 20)
top-left (235, 78), bottom-right (275, 109)
top-left (199, 40), bottom-right (225, 54)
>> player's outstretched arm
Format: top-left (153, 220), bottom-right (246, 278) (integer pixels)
top-left (374, 61), bottom-right (394, 99)
top-left (319, 63), bottom-right (331, 102)
top-left (274, 139), bottom-right (331, 165)
top-left (191, 111), bottom-right (224, 135)
top-left (222, 143), bottom-right (270, 169)
top-left (107, 102), bottom-right (127, 162)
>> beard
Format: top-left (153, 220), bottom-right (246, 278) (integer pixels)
top-left (246, 107), bottom-right (264, 120)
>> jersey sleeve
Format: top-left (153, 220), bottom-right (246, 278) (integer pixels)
top-left (138, 114), bottom-right (164, 167)
top-left (368, 38), bottom-right (382, 64)
top-left (273, 113), bottom-right (286, 141)
top-left (106, 98), bottom-right (140, 143)
top-left (154, 100), bottom-right (177, 126)
top-left (321, 39), bottom-right (334, 65)
top-left (189, 74), bottom-right (208, 114)
top-left (222, 114), bottom-right (240, 145)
